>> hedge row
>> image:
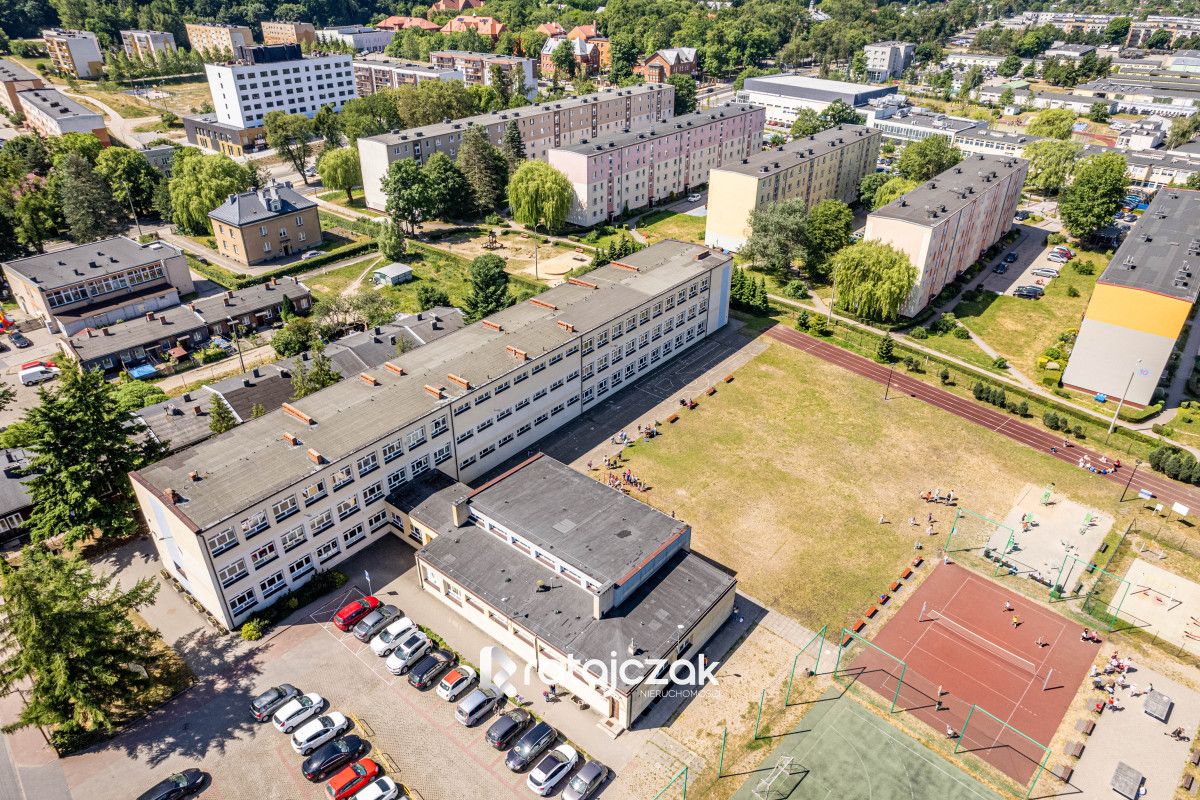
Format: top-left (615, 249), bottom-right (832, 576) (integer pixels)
top-left (188, 240), bottom-right (380, 290)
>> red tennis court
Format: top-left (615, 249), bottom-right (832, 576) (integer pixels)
top-left (846, 563), bottom-right (1096, 785)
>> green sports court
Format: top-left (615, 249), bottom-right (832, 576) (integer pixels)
top-left (731, 693), bottom-right (1003, 800)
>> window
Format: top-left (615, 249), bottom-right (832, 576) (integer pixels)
top-left (208, 528), bottom-right (238, 557)
top-left (289, 554), bottom-right (314, 581)
top-left (496, 406), bottom-right (513, 420)
top-left (625, 316), bottom-right (637, 333)
top-left (459, 454), bottom-right (477, 469)
top-left (494, 380), bottom-right (510, 394)
top-left (512, 370), bottom-right (528, 384)
top-left (331, 465), bottom-right (353, 490)
top-left (453, 401), bottom-right (470, 416)
top-left (271, 495), bottom-right (297, 522)
top-left (309, 509), bottom-right (334, 534)
top-left (582, 362), bottom-right (594, 380)
top-left (302, 480), bottom-right (326, 504)
top-left (336, 496), bottom-right (360, 520)
top-left (410, 455), bottom-right (430, 477)
top-left (228, 588), bottom-right (256, 617)
top-left (475, 390), bottom-right (491, 403)
top-left (369, 509), bottom-right (389, 531)
top-left (357, 452), bottom-right (378, 477)
top-left (499, 433), bottom-right (514, 446)
top-left (387, 467), bottom-right (407, 490)
top-left (281, 525), bottom-right (307, 552)
top-left (582, 336), bottom-right (594, 355)
top-left (260, 571), bottom-right (286, 599)
top-left (382, 439), bottom-right (404, 462)
top-left (551, 402), bottom-right (565, 416)
top-left (517, 422), bottom-right (532, 436)
top-left (342, 524), bottom-right (365, 548)
top-left (549, 352), bottom-right (563, 365)
top-left (456, 429), bottom-right (474, 445)
top-left (535, 412), bottom-right (549, 426)
top-left (434, 443), bottom-right (452, 464)
top-left (533, 387), bottom-right (548, 401)
top-left (597, 330), bottom-right (608, 347)
top-left (315, 538), bottom-right (340, 563)
top-left (583, 386), bottom-right (594, 403)
top-left (218, 558), bottom-right (248, 588)
top-left (431, 415), bottom-right (448, 437)
top-left (407, 426), bottom-right (426, 448)
top-left (515, 397), bottom-right (530, 411)
top-left (363, 481), bottom-right (384, 505)
top-left (531, 361), bottom-right (546, 375)
top-left (611, 323), bottom-right (622, 339)
top-left (249, 541), bottom-right (277, 570)
top-left (240, 511), bottom-right (268, 537)
top-left (476, 417), bottom-right (493, 433)
top-left (640, 309), bottom-right (650, 324)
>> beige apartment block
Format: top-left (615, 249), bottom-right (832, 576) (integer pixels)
top-left (120, 30), bottom-right (177, 59)
top-left (42, 29), bottom-right (103, 78)
top-left (705, 124), bottom-right (880, 252)
top-left (261, 21), bottom-right (316, 45)
top-left (185, 23), bottom-right (254, 54)
top-left (209, 183), bottom-right (322, 266)
top-left (865, 153), bottom-right (1027, 317)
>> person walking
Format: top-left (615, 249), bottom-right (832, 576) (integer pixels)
top-left (1004, 600), bottom-right (1013, 612)
top-left (1011, 615), bottom-right (1021, 628)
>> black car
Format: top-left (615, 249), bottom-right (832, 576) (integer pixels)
top-left (250, 683), bottom-right (299, 722)
top-left (136, 769), bottom-right (207, 800)
top-left (302, 734), bottom-right (366, 782)
top-left (8, 332), bottom-right (30, 349)
top-left (486, 707), bottom-right (532, 750)
top-left (505, 721), bottom-right (556, 772)
top-left (407, 647), bottom-right (455, 689)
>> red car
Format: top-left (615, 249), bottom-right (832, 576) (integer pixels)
top-left (325, 758), bottom-right (380, 800)
top-left (20, 359), bottom-right (55, 371)
top-left (332, 596), bottom-right (380, 631)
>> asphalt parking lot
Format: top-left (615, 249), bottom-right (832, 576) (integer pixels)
top-left (978, 225), bottom-right (1073, 298)
top-left (0, 322), bottom-right (64, 428)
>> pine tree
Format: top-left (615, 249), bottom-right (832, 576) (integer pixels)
top-left (462, 254), bottom-right (512, 322)
top-left (730, 267), bottom-right (746, 304)
top-left (57, 153), bottom-right (123, 243)
top-left (208, 394), bottom-right (237, 434)
top-left (291, 344), bottom-right (340, 400)
top-left (500, 120), bottom-right (525, 173)
top-left (876, 334), bottom-right (895, 363)
top-left (456, 126), bottom-right (508, 214)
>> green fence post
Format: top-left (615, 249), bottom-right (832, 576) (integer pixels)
top-left (891, 662), bottom-right (906, 713)
top-left (956, 704), bottom-right (977, 754)
top-left (813, 625), bottom-right (826, 675)
top-left (943, 508), bottom-right (961, 551)
top-left (754, 688), bottom-right (766, 739)
top-left (682, 765), bottom-right (688, 800)
top-left (1112, 578), bottom-right (1132, 632)
top-left (718, 725), bottom-right (727, 778)
top-left (1027, 741), bottom-right (1052, 798)
top-left (784, 651), bottom-right (800, 705)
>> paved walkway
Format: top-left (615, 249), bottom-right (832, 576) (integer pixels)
top-left (60, 90), bottom-right (158, 148)
top-left (152, 342), bottom-right (277, 395)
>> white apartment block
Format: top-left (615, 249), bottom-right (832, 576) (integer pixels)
top-left (865, 154), bottom-right (1027, 317)
top-left (429, 51), bottom-right (536, 97)
top-left (358, 84), bottom-right (674, 211)
top-left (42, 29), bottom-right (103, 79)
top-left (17, 88), bottom-right (108, 143)
top-left (206, 48), bottom-right (356, 129)
top-left (864, 41), bottom-right (914, 82)
top-left (121, 30), bottom-right (177, 59)
top-left (548, 102), bottom-right (766, 227)
top-left (131, 240), bottom-right (732, 630)
top-left (317, 26), bottom-right (395, 53)
top-left (353, 54), bottom-right (462, 96)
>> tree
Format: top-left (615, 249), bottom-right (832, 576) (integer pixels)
top-left (1023, 139), bottom-right (1080, 196)
top-left (457, 126), bottom-right (508, 214)
top-left (263, 111), bottom-right (314, 185)
top-left (0, 547), bottom-right (160, 735)
top-left (462, 254), bottom-right (511, 321)
top-left (858, 172), bottom-right (889, 208)
top-left (959, 66), bottom-right (984, 98)
top-left (110, 380), bottom-right (167, 413)
top-left (740, 199), bottom-right (807, 279)
top-left (312, 104), bottom-right (342, 150)
top-left (377, 219), bottom-right (406, 261)
top-left (997, 54), bottom-right (1023, 78)
top-left (499, 120), bottom-right (525, 173)
top-left (48, 133), bottom-right (102, 166)
top-left (667, 74), bottom-right (697, 115)
top-left (804, 200), bottom-right (853, 280)
top-left (271, 317), bottom-right (316, 358)
top-left (872, 176), bottom-right (918, 209)
top-left (208, 394), bottom-right (237, 434)
top-left (1028, 108), bottom-right (1076, 140)
top-left (1105, 17), bottom-right (1132, 45)
top-left (1087, 102), bottom-right (1110, 123)
top-left (168, 153), bottom-right (251, 235)
top-left (416, 284), bottom-right (451, 310)
top-left (94, 147), bottom-right (159, 215)
top-left (22, 367), bottom-right (158, 546)
top-left (831, 241), bottom-right (917, 323)
top-left (381, 158), bottom-right (433, 234)
top-left (423, 152), bottom-right (471, 221)
top-left (790, 108), bottom-right (825, 138)
top-left (57, 153), bottom-right (124, 243)
top-left (250, 403), bottom-right (266, 418)
top-left (13, 188), bottom-right (58, 253)
top-left (551, 39), bottom-right (576, 80)
top-left (1059, 152), bottom-right (1128, 240)
top-left (608, 33), bottom-right (638, 83)
top-left (998, 87), bottom-right (1016, 108)
top-left (316, 147), bottom-right (361, 203)
top-left (821, 99), bottom-right (862, 126)
top-left (508, 161), bottom-right (572, 233)
top-left (290, 344), bottom-right (340, 399)
top-left (897, 136), bottom-right (962, 181)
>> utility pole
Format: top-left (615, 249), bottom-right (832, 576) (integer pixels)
top-left (123, 181), bottom-right (143, 238)
top-left (227, 316), bottom-right (246, 372)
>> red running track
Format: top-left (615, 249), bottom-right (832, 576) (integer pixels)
top-left (766, 325), bottom-right (1200, 512)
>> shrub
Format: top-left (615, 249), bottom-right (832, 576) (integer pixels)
top-left (1047, 232), bottom-right (1067, 245)
top-left (241, 619), bottom-right (266, 641)
top-left (911, 327), bottom-right (929, 339)
top-left (931, 314), bottom-right (957, 335)
top-left (876, 334), bottom-right (895, 363)
top-left (1067, 286), bottom-right (1080, 297)
top-left (903, 355), bottom-right (920, 371)
top-left (1017, 400), bottom-right (1029, 417)
top-left (953, 326), bottom-right (971, 340)
top-left (796, 310), bottom-right (810, 330)
top-left (939, 367), bottom-right (951, 384)
top-left (1073, 424), bottom-right (1085, 439)
top-left (783, 280), bottom-right (810, 299)
top-left (1043, 346), bottom-right (1064, 361)
top-left (992, 357), bottom-right (1008, 369)
top-left (484, 213), bottom-right (504, 225)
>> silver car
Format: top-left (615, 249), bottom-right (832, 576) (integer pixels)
top-left (352, 604), bottom-right (400, 642)
top-left (455, 686), bottom-right (500, 726)
top-left (385, 630), bottom-right (431, 675)
top-left (563, 760), bottom-right (609, 800)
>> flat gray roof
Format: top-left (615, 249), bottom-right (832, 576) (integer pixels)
top-left (553, 103), bottom-right (759, 155)
top-left (957, 128), bottom-right (1041, 146)
top-left (133, 241), bottom-right (729, 530)
top-left (16, 88), bottom-right (100, 121)
top-left (190, 278), bottom-right (309, 319)
top-left (0, 59), bottom-right (39, 82)
top-left (3, 237), bottom-right (181, 290)
top-left (714, 124), bottom-right (876, 178)
top-left (353, 54), bottom-right (453, 74)
top-left (741, 74), bottom-right (896, 106)
top-left (136, 390), bottom-right (221, 453)
top-left (68, 305), bottom-right (206, 362)
top-left (0, 449), bottom-right (33, 517)
top-left (873, 110), bottom-right (981, 134)
top-left (870, 153), bottom-right (1026, 227)
top-left (1097, 189), bottom-right (1200, 302)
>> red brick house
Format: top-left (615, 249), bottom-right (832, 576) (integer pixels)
top-left (634, 47), bottom-right (698, 83)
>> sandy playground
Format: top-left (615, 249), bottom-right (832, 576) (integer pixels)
top-left (1123, 558), bottom-right (1200, 656)
top-left (436, 230), bottom-right (591, 285)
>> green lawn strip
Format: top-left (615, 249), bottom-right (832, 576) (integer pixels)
top-left (317, 191), bottom-right (384, 217)
top-left (912, 329), bottom-right (1002, 374)
top-left (637, 209), bottom-right (707, 245)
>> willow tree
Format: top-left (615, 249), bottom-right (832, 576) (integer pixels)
top-left (507, 161), bottom-right (573, 233)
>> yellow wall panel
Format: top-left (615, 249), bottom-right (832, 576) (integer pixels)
top-left (1084, 282), bottom-right (1192, 338)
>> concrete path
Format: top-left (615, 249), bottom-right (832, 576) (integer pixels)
top-left (60, 90), bottom-right (157, 148)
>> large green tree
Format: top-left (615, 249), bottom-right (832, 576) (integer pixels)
top-left (462, 254), bottom-right (511, 322)
top-left (291, 344), bottom-right (340, 400)
top-left (263, 111), bottom-right (314, 185)
top-left (168, 152), bottom-right (251, 235)
top-left (803, 199), bottom-right (853, 280)
top-left (668, 74), bottom-right (697, 115)
top-left (312, 104), bottom-right (343, 150)
top-left (832, 241), bottom-right (917, 323)
top-left (457, 126), bottom-right (508, 215)
top-left (316, 146), bottom-right (361, 203)
top-left (1059, 152), bottom-right (1128, 240)
top-left (22, 367), bottom-right (159, 545)
top-left (790, 108), bottom-right (825, 138)
top-left (57, 153), bottom-right (124, 244)
top-left (858, 172), bottom-right (889, 208)
top-left (1027, 107), bottom-right (1076, 140)
top-left (94, 147), bottom-right (160, 216)
top-left (741, 199), bottom-right (807, 279)
top-left (897, 136), bottom-right (962, 181)
top-left (381, 158), bottom-right (433, 234)
top-left (48, 133), bottom-right (102, 167)
top-left (208, 394), bottom-right (237, 434)
top-left (551, 39), bottom-right (576, 80)
top-left (872, 176), bottom-right (918, 209)
top-left (508, 161), bottom-right (572, 233)
top-left (13, 188), bottom-right (59, 253)
top-left (0, 547), bottom-right (161, 735)
top-left (499, 120), bottom-right (525, 174)
top-left (423, 152), bottom-right (471, 221)
top-left (1023, 139), bottom-right (1080, 196)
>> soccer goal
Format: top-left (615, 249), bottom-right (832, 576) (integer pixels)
top-left (918, 603), bottom-right (1054, 690)
top-left (753, 756), bottom-right (803, 800)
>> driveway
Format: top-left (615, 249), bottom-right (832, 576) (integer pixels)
top-left (0, 323), bottom-right (65, 428)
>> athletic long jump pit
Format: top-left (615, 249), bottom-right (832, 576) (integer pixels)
top-left (840, 563), bottom-right (1095, 789)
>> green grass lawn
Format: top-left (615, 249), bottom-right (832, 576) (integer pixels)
top-left (636, 209), bottom-right (707, 245)
top-left (615, 341), bottom-right (1149, 634)
top-left (317, 191), bottom-right (385, 217)
top-left (303, 256), bottom-right (382, 300)
top-left (917, 329), bottom-right (1006, 374)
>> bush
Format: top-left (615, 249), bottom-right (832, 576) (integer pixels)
top-left (1070, 261), bottom-right (1095, 276)
top-left (911, 327), bottom-right (929, 339)
top-left (783, 279), bottom-right (809, 299)
top-left (930, 313), bottom-right (957, 335)
top-left (241, 619), bottom-right (266, 641)
top-left (796, 310), bottom-right (810, 330)
top-left (939, 367), bottom-right (951, 384)
top-left (484, 213), bottom-right (504, 225)
top-left (952, 326), bottom-right (971, 340)
top-left (1118, 401), bottom-right (1163, 423)
top-left (1047, 232), bottom-right (1067, 245)
top-left (1066, 285), bottom-right (1080, 297)
top-left (992, 356), bottom-right (1008, 369)
top-left (876, 334), bottom-right (895, 363)
top-left (1073, 424), bottom-right (1085, 439)
top-left (903, 355), bottom-right (920, 372)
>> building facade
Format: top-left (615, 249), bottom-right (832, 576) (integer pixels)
top-left (130, 240), bottom-right (732, 634)
top-left (864, 41), bottom-right (914, 81)
top-left (864, 104), bottom-right (983, 142)
top-left (0, 60), bottom-right (45, 115)
top-left (2, 237), bottom-right (193, 335)
top-left (1061, 189), bottom-right (1200, 407)
top-left (42, 29), bottom-right (103, 78)
top-left (865, 154), bottom-right (1027, 318)
top-left (377, 16), bottom-right (442, 32)
top-left (705, 125), bottom-right (880, 251)
top-left (120, 30), bottom-right (177, 59)
top-left (209, 182), bottom-right (322, 266)
top-left (736, 74), bottom-right (896, 126)
top-left (204, 45), bottom-right (355, 129)
top-left (634, 48), bottom-right (697, 83)
top-left (316, 26), bottom-right (394, 53)
top-left (261, 21), bottom-right (316, 46)
top-left (358, 83), bottom-right (674, 211)
top-left (439, 16), bottom-right (506, 40)
top-left (429, 50), bottom-right (535, 96)
top-left (183, 114), bottom-right (265, 157)
top-left (540, 36), bottom-right (599, 78)
top-left (353, 54), bottom-right (462, 95)
top-left (548, 103), bottom-right (765, 227)
top-left (185, 23), bottom-right (255, 54)
top-left (17, 88), bottom-right (109, 144)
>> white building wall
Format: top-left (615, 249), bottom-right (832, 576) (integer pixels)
top-left (207, 53), bottom-right (356, 128)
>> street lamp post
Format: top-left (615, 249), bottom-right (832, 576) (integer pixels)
top-left (884, 363), bottom-right (896, 400)
top-left (122, 181), bottom-right (143, 238)
top-left (227, 316), bottom-right (246, 373)
top-left (1120, 458), bottom-right (1144, 503)
top-left (1106, 359), bottom-right (1143, 444)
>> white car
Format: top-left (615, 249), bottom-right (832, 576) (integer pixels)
top-left (370, 616), bottom-right (417, 656)
top-left (354, 776), bottom-right (401, 800)
top-left (527, 744), bottom-right (578, 796)
top-left (290, 711), bottom-right (349, 755)
top-left (686, 193), bottom-right (702, 203)
top-left (301, 249), bottom-right (322, 259)
top-left (385, 630), bottom-right (431, 675)
top-left (19, 365), bottom-right (59, 386)
top-left (436, 665), bottom-right (477, 701)
top-left (272, 692), bottom-right (324, 733)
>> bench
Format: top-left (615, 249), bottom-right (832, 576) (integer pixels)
top-left (1064, 741), bottom-right (1085, 758)
top-left (1052, 764), bottom-right (1073, 783)
top-left (913, 557), bottom-right (924, 567)
top-left (901, 567), bottom-right (913, 579)
top-left (890, 580), bottom-right (902, 592)
top-left (667, 414), bottom-right (679, 423)
top-left (879, 594), bottom-right (891, 605)
top-left (705, 386), bottom-right (716, 396)
top-left (1183, 774), bottom-right (1195, 792)
top-left (853, 619), bottom-right (867, 633)
top-left (865, 606), bottom-right (879, 618)
top-left (1075, 719), bottom-right (1095, 736)
top-left (724, 375), bottom-right (734, 383)
top-left (1190, 750), bottom-right (1200, 766)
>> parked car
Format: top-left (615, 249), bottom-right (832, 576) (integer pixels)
top-left (352, 604), bottom-right (401, 642)
top-left (1014, 210), bottom-right (1030, 220)
top-left (527, 744), bottom-right (579, 795)
top-left (992, 263), bottom-right (1008, 274)
top-left (385, 630), bottom-right (431, 675)
top-left (1051, 246), bottom-right (1075, 257)
top-left (19, 365), bottom-right (59, 386)
top-left (9, 331), bottom-right (31, 348)
top-left (1014, 286), bottom-right (1043, 299)
top-left (370, 617), bottom-right (417, 656)
top-left (352, 777), bottom-right (402, 800)
top-left (292, 712), bottom-right (350, 755)
top-left (19, 359), bottom-right (54, 370)
top-left (333, 596), bottom-right (380, 631)
top-left (563, 760), bottom-right (609, 800)
top-left (302, 735), bottom-right (367, 782)
top-left (437, 665), bottom-right (477, 701)
top-left (505, 721), bottom-right (557, 772)
top-left (456, 686), bottom-right (500, 726)
top-left (302, 249), bottom-right (323, 259)
top-left (686, 193), bottom-right (701, 203)
top-left (1047, 254), bottom-right (1068, 264)
top-left (1002, 252), bottom-right (1018, 263)
top-left (326, 758), bottom-right (380, 800)
top-left (136, 769), bottom-right (207, 800)
top-left (251, 683), bottom-right (300, 722)
top-left (273, 692), bottom-right (324, 733)
top-left (487, 707), bottom-right (533, 749)
top-left (1031, 267), bottom-right (1060, 279)
top-left (407, 648), bottom-right (456, 690)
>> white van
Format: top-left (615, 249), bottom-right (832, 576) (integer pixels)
top-left (19, 365), bottom-right (59, 386)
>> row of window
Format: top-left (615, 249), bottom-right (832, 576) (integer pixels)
top-left (581, 283), bottom-right (707, 356)
top-left (45, 264), bottom-right (166, 308)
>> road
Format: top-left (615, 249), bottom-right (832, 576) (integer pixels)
top-left (765, 324), bottom-right (1200, 512)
